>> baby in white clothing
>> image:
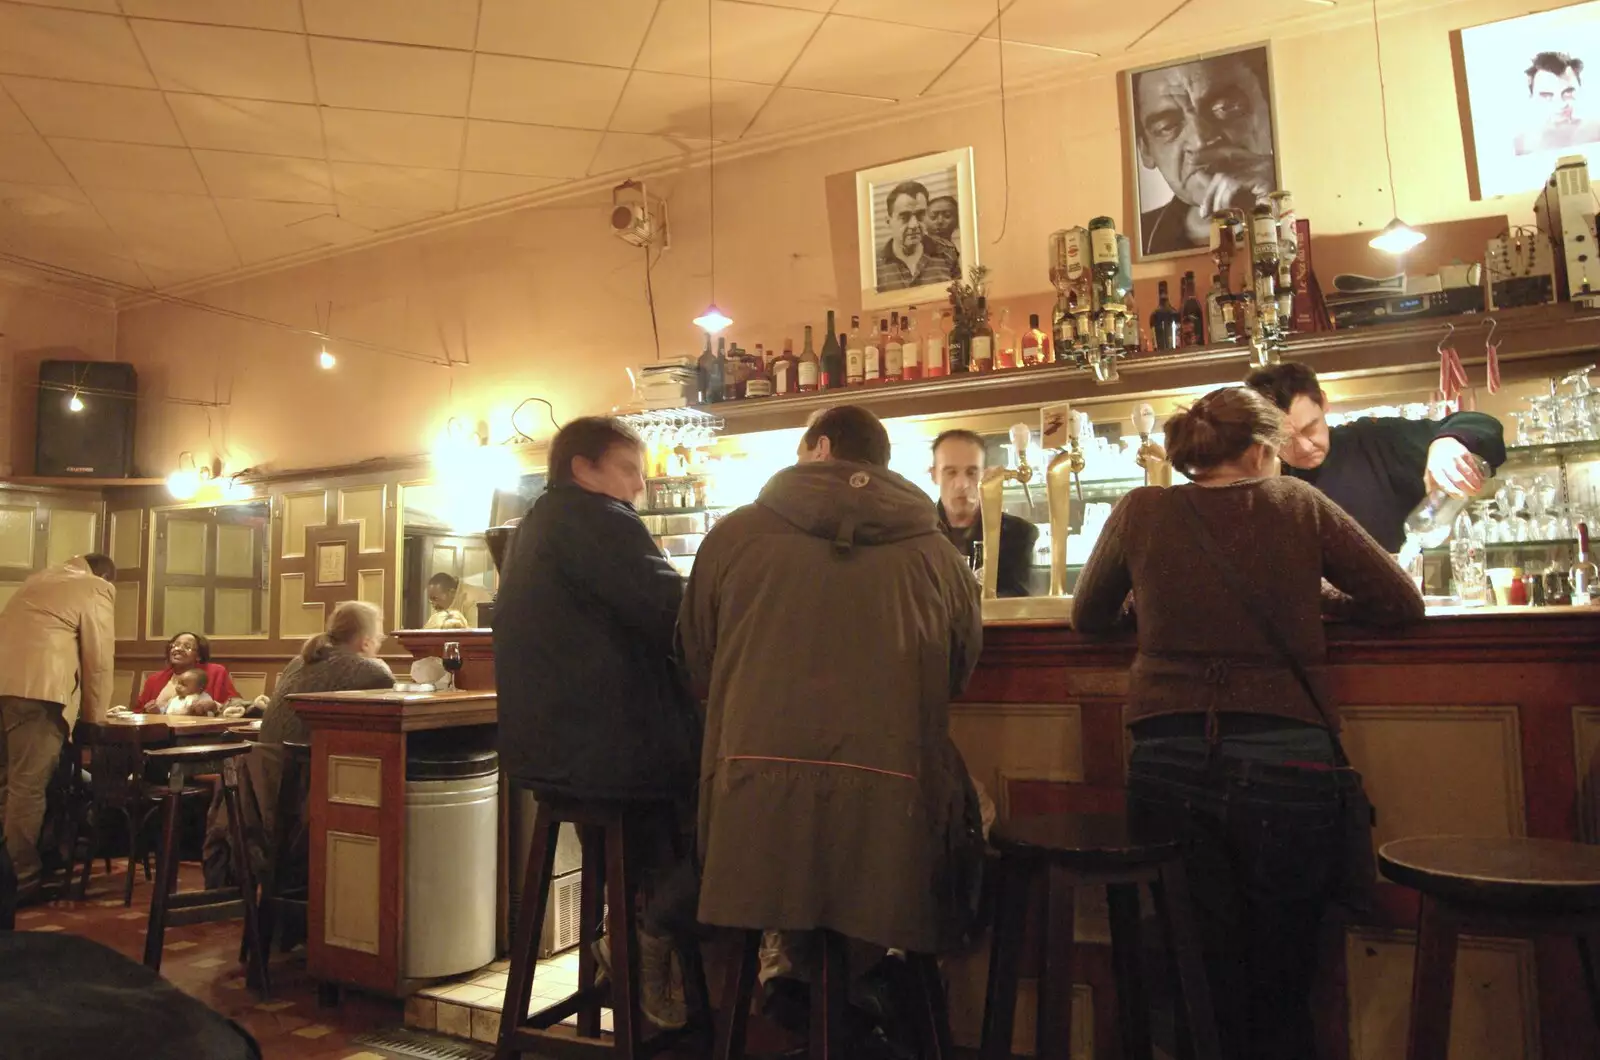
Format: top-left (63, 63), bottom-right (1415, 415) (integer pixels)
top-left (163, 668), bottom-right (218, 717)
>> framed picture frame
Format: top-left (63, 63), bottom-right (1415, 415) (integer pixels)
top-left (855, 147), bottom-right (977, 313)
top-left (315, 541), bottom-right (348, 587)
top-left (1452, 1), bottom-right (1600, 200)
top-left (1122, 43), bottom-right (1281, 261)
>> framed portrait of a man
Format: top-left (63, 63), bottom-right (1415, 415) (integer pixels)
top-left (855, 148), bottom-right (977, 312)
top-left (1123, 44), bottom-right (1281, 261)
top-left (1454, 1), bottom-right (1600, 199)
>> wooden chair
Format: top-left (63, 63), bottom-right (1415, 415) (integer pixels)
top-left (1381, 836), bottom-right (1600, 1060)
top-left (72, 721), bottom-right (186, 906)
top-left (142, 741), bottom-right (269, 998)
top-left (980, 812), bottom-right (1221, 1060)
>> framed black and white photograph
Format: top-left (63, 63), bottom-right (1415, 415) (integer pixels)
top-left (1123, 44), bottom-right (1280, 260)
top-left (1454, 1), bottom-right (1600, 200)
top-left (855, 147), bottom-right (977, 312)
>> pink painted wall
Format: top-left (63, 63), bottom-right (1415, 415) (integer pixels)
top-left (112, 0), bottom-right (1549, 477)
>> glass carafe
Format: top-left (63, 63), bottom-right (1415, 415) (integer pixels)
top-left (1404, 453), bottom-right (1491, 549)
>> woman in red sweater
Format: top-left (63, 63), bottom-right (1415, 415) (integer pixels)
top-left (135, 632), bottom-right (240, 712)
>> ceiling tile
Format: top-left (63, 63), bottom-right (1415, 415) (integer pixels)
top-left (132, 20), bottom-right (316, 102)
top-left (86, 187), bottom-right (235, 250)
top-left (330, 161), bottom-right (458, 211)
top-left (477, 0), bottom-right (658, 68)
top-left (927, 38), bottom-right (1097, 96)
top-left (0, 5), bottom-right (156, 87)
top-left (165, 94), bottom-right (324, 157)
top-left (119, 0), bottom-right (304, 32)
top-left (727, 0), bottom-right (831, 12)
top-left (469, 55), bottom-right (627, 130)
top-left (303, 0), bottom-right (481, 49)
top-left (833, 0), bottom-right (999, 35)
top-left (322, 108), bottom-right (464, 168)
top-left (51, 139), bottom-right (209, 193)
top-left (19, 0), bottom-right (121, 11)
top-left (635, 0), bottom-right (824, 84)
top-left (310, 37), bottom-right (472, 117)
top-left (743, 86), bottom-right (890, 137)
top-left (462, 120), bottom-right (602, 178)
top-left (588, 131), bottom-right (707, 176)
top-left (987, 0), bottom-right (1166, 54)
top-left (212, 196), bottom-right (340, 263)
top-left (610, 72), bottom-right (770, 140)
top-left (1134, 0), bottom-right (1318, 51)
top-left (0, 87), bottom-right (31, 135)
top-left (190, 149), bottom-right (333, 203)
top-left (292, 204), bottom-right (429, 241)
top-left (1, 77), bottom-right (183, 146)
top-left (785, 15), bottom-right (971, 99)
top-left (458, 171), bottom-right (569, 208)
top-left (0, 181), bottom-right (101, 232)
top-left (0, 131), bottom-right (71, 183)
top-left (0, 232), bottom-right (150, 287)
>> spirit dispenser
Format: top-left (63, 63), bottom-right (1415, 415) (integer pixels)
top-left (1049, 219), bottom-right (1136, 383)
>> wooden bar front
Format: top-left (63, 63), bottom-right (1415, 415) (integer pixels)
top-left (945, 609), bottom-right (1600, 1060)
top-left (290, 688), bottom-right (497, 998)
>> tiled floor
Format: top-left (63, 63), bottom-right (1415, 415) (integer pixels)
top-left (406, 949), bottom-right (615, 1044)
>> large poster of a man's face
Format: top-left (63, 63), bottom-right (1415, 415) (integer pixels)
top-left (1124, 45), bottom-right (1280, 260)
top-left (855, 148), bottom-right (978, 312)
top-left (1455, 1), bottom-right (1600, 199)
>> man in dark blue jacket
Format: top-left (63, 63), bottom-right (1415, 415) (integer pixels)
top-left (1246, 362), bottom-right (1507, 552)
top-left (493, 416), bottom-right (699, 1028)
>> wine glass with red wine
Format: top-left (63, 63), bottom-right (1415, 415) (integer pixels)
top-left (442, 641), bottom-right (462, 689)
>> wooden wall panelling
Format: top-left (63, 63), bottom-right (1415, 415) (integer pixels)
top-left (1574, 707), bottom-right (1600, 844)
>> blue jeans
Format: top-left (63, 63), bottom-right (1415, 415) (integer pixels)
top-left (1127, 715), bottom-right (1347, 1060)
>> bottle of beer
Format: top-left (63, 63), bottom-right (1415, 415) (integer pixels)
top-left (820, 310), bottom-right (844, 389)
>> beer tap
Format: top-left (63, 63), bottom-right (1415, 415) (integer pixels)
top-left (977, 422), bottom-right (1036, 601)
top-left (1132, 402), bottom-right (1172, 487)
top-left (1044, 411), bottom-right (1086, 598)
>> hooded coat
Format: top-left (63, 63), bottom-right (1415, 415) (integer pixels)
top-left (679, 461), bottom-right (982, 953)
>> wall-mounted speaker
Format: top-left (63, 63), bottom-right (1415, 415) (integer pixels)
top-left (36, 360), bottom-right (137, 478)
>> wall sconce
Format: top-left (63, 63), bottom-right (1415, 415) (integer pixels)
top-left (166, 452), bottom-right (215, 500)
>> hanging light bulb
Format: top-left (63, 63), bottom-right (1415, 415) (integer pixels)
top-left (318, 347), bottom-right (336, 370)
top-left (67, 391), bottom-right (84, 413)
top-left (693, 305), bottom-right (732, 333)
top-left (1369, 218), bottom-right (1427, 255)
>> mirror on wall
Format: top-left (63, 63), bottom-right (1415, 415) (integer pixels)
top-left (148, 500), bottom-right (271, 638)
top-left (399, 472), bottom-right (545, 629)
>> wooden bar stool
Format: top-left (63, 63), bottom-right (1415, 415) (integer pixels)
top-left (980, 812), bottom-right (1220, 1060)
top-left (495, 794), bottom-right (709, 1060)
top-left (255, 738), bottom-right (311, 956)
top-left (1381, 836), bottom-right (1600, 1060)
top-left (712, 928), bottom-right (953, 1060)
top-left (142, 741), bottom-right (269, 998)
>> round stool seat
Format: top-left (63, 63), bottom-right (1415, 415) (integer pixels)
top-left (991, 812), bottom-right (1178, 869)
top-left (144, 742), bottom-right (253, 765)
top-left (1379, 836), bottom-right (1600, 913)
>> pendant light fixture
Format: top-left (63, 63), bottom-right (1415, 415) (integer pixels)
top-left (1367, 0), bottom-right (1425, 255)
top-left (692, 0), bottom-right (731, 335)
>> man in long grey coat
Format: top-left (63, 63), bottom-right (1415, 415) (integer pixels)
top-left (680, 405), bottom-right (982, 957)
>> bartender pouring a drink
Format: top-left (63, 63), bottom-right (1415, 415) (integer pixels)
top-left (1247, 362), bottom-right (1507, 552)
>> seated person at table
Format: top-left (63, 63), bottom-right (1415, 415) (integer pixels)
top-left (495, 416), bottom-right (700, 1030)
top-left (135, 632), bottom-right (241, 713)
top-left (161, 669), bottom-right (217, 717)
top-left (679, 406), bottom-right (984, 1050)
top-left (207, 601), bottom-right (394, 890)
top-left (423, 572), bottom-right (492, 629)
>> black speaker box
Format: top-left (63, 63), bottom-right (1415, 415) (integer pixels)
top-left (36, 360), bottom-right (138, 478)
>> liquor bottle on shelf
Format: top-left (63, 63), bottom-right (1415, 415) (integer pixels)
top-left (745, 343), bottom-right (772, 398)
top-left (699, 335), bottom-right (724, 403)
top-left (773, 338), bottom-right (797, 396)
top-left (846, 315), bottom-right (865, 387)
top-left (1179, 272), bottom-right (1205, 346)
top-left (927, 310), bottom-right (950, 377)
top-left (1089, 216), bottom-right (1119, 305)
top-left (820, 310), bottom-right (844, 389)
top-left (948, 301), bottom-right (972, 374)
top-left (726, 342), bottom-right (746, 399)
top-left (885, 312), bottom-right (904, 381)
top-left (859, 320), bottom-right (878, 384)
top-left (1573, 522), bottom-right (1598, 605)
top-left (1021, 313), bottom-right (1045, 367)
top-left (1205, 274), bottom-right (1227, 343)
top-left (798, 325), bottom-right (820, 392)
top-left (1149, 281), bottom-right (1179, 350)
top-left (970, 296), bottom-right (995, 372)
top-left (902, 308), bottom-right (922, 380)
top-left (1250, 203), bottom-right (1279, 325)
top-left (994, 306), bottom-right (1017, 370)
top-left (1052, 294), bottom-right (1076, 364)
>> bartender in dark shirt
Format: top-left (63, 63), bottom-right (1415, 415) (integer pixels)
top-left (1246, 362), bottom-right (1507, 552)
top-left (932, 429), bottom-right (1038, 597)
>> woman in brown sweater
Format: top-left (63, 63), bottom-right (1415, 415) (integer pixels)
top-left (1072, 386), bottom-right (1422, 1060)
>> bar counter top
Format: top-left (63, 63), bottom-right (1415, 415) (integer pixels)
top-left (286, 687), bottom-right (497, 731)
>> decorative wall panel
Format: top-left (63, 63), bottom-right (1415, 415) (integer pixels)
top-left (949, 702), bottom-right (1085, 810)
top-left (1574, 706), bottom-right (1600, 843)
top-left (213, 587), bottom-right (254, 636)
top-left (1345, 929), bottom-right (1539, 1060)
top-left (215, 523), bottom-right (256, 578)
top-left (231, 672), bottom-right (267, 703)
top-left (162, 586), bottom-right (205, 637)
top-left (112, 669), bottom-right (135, 707)
top-left (46, 508), bottom-right (96, 568)
top-left (108, 509), bottom-right (142, 571)
top-left (328, 755), bottom-right (383, 808)
top-left (339, 485), bottom-right (386, 553)
top-left (282, 491), bottom-right (327, 559)
top-left (164, 519), bottom-right (208, 576)
top-left (279, 573), bottom-right (326, 638)
top-left (325, 831), bottom-right (381, 954)
top-left (113, 581), bottom-right (139, 639)
top-left (0, 506), bottom-right (34, 569)
top-left (358, 569), bottom-right (385, 608)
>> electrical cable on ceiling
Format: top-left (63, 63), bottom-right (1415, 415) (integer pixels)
top-left (989, 0), bottom-right (1012, 245)
top-left (0, 251), bottom-right (453, 367)
top-left (510, 397), bottom-right (561, 441)
top-left (706, 0), bottom-right (717, 305)
top-left (644, 245), bottom-right (662, 360)
top-left (1371, 0), bottom-right (1398, 218)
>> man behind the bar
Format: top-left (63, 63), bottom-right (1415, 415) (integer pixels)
top-left (0, 553), bottom-right (115, 902)
top-left (1246, 361), bottom-right (1507, 552)
top-left (932, 429), bottom-right (1039, 597)
top-left (680, 405), bottom-right (983, 1051)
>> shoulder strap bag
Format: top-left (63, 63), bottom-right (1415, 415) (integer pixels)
top-left (1174, 487), bottom-right (1379, 911)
